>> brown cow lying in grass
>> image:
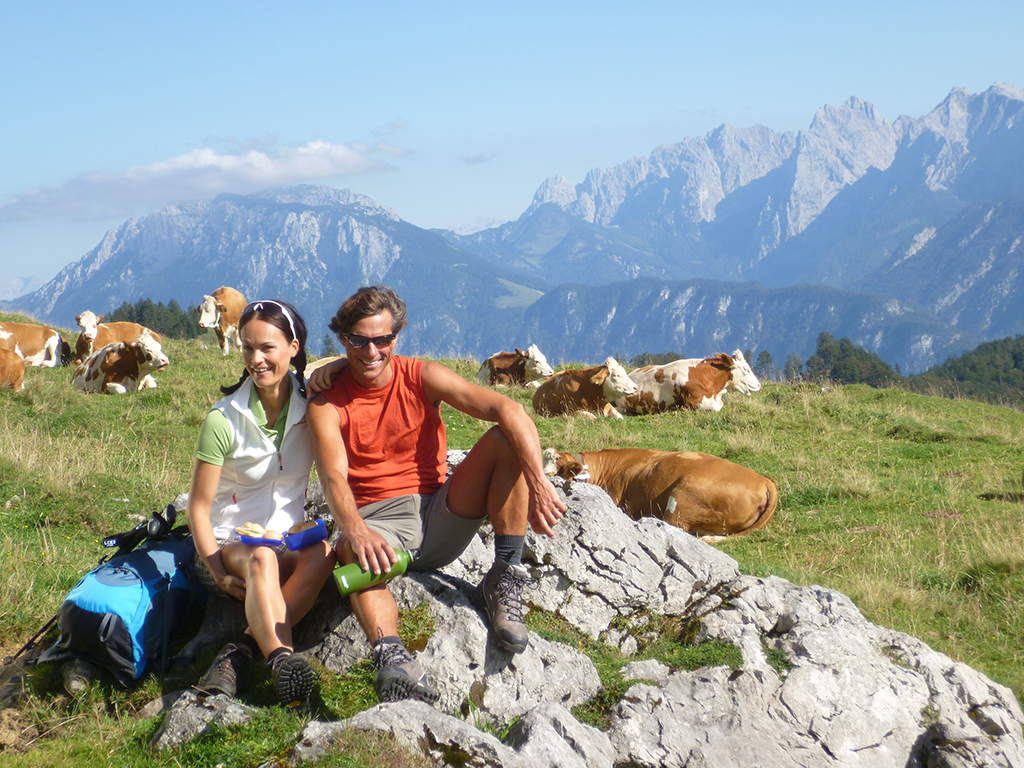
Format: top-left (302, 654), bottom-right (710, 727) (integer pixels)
top-left (616, 350), bottom-right (761, 414)
top-left (477, 344), bottom-right (554, 387)
top-left (0, 348), bottom-right (25, 391)
top-left (532, 357), bottom-right (638, 419)
top-left (72, 330), bottom-right (170, 394)
top-left (543, 447), bottom-right (778, 538)
top-left (0, 320), bottom-right (67, 367)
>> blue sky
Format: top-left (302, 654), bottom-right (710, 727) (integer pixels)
top-left (2, 1), bottom-right (1022, 285)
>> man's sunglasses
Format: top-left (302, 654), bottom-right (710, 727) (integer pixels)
top-left (343, 332), bottom-right (397, 349)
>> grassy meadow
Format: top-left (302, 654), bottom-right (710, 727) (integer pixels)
top-left (2, 312), bottom-right (1024, 765)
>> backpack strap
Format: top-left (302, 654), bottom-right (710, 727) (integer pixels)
top-left (101, 505), bottom-right (183, 562)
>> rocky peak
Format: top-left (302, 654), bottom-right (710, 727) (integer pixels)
top-left (904, 84), bottom-right (1024, 195)
top-left (914, 82), bottom-right (1024, 143)
top-left (576, 156), bottom-right (653, 224)
top-left (782, 96), bottom-right (899, 237)
top-left (245, 184), bottom-right (400, 219)
top-left (705, 122), bottom-right (797, 196)
top-left (989, 80), bottom-right (1024, 101)
top-left (527, 174), bottom-right (580, 212)
top-left (807, 96), bottom-right (888, 134)
top-left (921, 87), bottom-right (975, 142)
top-left (968, 81), bottom-right (1024, 136)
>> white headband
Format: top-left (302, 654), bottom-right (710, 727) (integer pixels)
top-left (246, 300), bottom-right (298, 341)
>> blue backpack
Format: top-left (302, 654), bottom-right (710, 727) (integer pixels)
top-left (40, 507), bottom-right (207, 686)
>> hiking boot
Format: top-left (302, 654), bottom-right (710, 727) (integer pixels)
top-left (196, 641), bottom-right (252, 698)
top-left (61, 657), bottom-right (100, 695)
top-left (272, 652), bottom-right (316, 708)
top-left (373, 640), bottom-right (439, 704)
top-left (472, 559), bottom-right (530, 653)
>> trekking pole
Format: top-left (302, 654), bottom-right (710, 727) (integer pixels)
top-left (4, 615), bottom-right (58, 666)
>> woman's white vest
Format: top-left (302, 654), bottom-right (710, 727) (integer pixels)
top-left (208, 373), bottom-right (313, 540)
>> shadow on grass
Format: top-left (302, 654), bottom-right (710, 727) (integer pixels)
top-left (979, 492), bottom-right (1024, 503)
top-left (955, 560), bottom-right (1024, 594)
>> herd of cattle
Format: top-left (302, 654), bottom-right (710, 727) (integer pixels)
top-left (478, 344), bottom-right (776, 539)
top-left (2, 285), bottom-right (775, 539)
top-left (0, 286), bottom-right (244, 394)
top-left (477, 344), bottom-right (762, 418)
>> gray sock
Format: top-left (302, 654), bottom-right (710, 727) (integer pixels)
top-left (494, 534), bottom-right (525, 566)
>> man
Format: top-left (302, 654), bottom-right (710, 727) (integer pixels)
top-left (307, 286), bottom-right (566, 703)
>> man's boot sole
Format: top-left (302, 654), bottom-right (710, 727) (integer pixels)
top-left (375, 669), bottom-right (440, 704)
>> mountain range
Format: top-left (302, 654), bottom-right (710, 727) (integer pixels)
top-left (7, 82), bottom-right (1024, 374)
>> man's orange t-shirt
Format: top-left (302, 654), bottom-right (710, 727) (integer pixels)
top-left (321, 356), bottom-right (448, 507)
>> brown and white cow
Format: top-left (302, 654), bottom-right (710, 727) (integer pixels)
top-left (198, 286), bottom-right (247, 355)
top-left (0, 320), bottom-right (66, 367)
top-left (0, 348), bottom-right (26, 391)
top-left (532, 357), bottom-right (638, 419)
top-left (72, 330), bottom-right (170, 394)
top-left (74, 311), bottom-right (163, 364)
top-left (616, 350), bottom-right (761, 414)
top-left (477, 344), bottom-right (554, 387)
top-left (543, 447), bottom-right (778, 538)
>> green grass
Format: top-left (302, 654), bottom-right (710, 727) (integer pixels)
top-left (3, 315), bottom-right (1024, 763)
top-left (526, 609), bottom-right (742, 729)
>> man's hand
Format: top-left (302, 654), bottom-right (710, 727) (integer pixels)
top-left (306, 357), bottom-right (348, 394)
top-left (527, 474), bottom-right (566, 539)
top-left (342, 524), bottom-right (399, 575)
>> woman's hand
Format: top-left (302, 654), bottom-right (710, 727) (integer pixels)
top-left (203, 547), bottom-right (247, 600)
top-left (215, 571), bottom-right (247, 601)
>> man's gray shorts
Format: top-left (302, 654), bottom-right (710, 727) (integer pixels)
top-left (358, 475), bottom-right (486, 571)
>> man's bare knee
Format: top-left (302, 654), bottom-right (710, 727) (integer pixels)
top-left (470, 426), bottom-right (517, 465)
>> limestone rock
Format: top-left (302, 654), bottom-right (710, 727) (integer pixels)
top-left (163, 453), bottom-right (1024, 766)
top-left (504, 702), bottom-right (616, 768)
top-left (149, 691), bottom-right (254, 751)
top-left (291, 702), bottom-right (523, 767)
top-left (299, 557), bottom-right (602, 725)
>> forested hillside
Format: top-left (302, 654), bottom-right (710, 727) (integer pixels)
top-left (908, 336), bottom-right (1024, 408)
top-left (106, 298), bottom-right (201, 339)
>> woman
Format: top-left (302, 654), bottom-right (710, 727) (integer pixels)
top-left (187, 299), bottom-right (335, 707)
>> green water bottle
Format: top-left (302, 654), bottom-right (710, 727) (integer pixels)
top-left (333, 549), bottom-right (413, 595)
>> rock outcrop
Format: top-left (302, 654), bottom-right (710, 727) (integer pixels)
top-left (156, 453), bottom-right (1024, 767)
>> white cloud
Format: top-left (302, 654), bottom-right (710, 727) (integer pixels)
top-left (373, 118), bottom-right (410, 138)
top-left (461, 151), bottom-right (501, 166)
top-left (0, 140), bottom-right (389, 222)
top-left (377, 141), bottom-right (411, 157)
